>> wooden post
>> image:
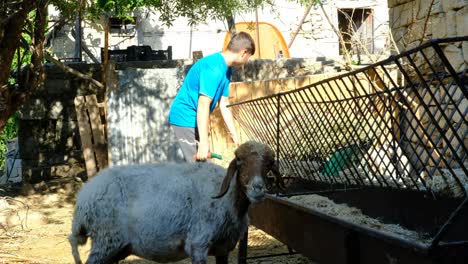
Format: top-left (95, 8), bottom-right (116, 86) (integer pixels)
top-left (75, 95), bottom-right (109, 177)
top-left (75, 96), bottom-right (97, 177)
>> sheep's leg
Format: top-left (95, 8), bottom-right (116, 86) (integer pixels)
top-left (190, 255), bottom-right (208, 264)
top-left (190, 253), bottom-right (208, 264)
top-left (190, 245), bottom-right (209, 264)
top-left (68, 234), bottom-right (86, 264)
top-left (215, 255), bottom-right (228, 264)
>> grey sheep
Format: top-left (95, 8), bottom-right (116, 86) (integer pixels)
top-left (68, 141), bottom-right (279, 264)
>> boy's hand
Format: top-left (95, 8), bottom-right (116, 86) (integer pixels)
top-left (195, 141), bottom-right (210, 161)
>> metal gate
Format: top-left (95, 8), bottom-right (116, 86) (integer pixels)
top-left (231, 36), bottom-right (468, 263)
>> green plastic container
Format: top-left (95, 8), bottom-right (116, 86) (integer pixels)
top-left (321, 147), bottom-right (355, 177)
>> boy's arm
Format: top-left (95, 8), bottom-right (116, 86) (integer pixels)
top-left (219, 96), bottom-right (239, 146)
top-left (196, 95), bottom-right (212, 160)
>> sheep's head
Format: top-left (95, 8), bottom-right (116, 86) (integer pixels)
top-left (213, 141), bottom-right (280, 203)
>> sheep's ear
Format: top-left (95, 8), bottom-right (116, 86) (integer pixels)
top-left (212, 159), bottom-right (237, 199)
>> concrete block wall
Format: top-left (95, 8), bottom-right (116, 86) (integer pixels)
top-left (388, 0), bottom-right (467, 175)
top-left (18, 63), bottom-right (104, 182)
top-left (388, 0), bottom-right (467, 71)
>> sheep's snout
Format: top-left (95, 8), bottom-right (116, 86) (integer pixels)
top-left (246, 176), bottom-right (267, 202)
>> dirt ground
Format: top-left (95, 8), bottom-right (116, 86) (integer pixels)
top-left (0, 177), bottom-right (314, 264)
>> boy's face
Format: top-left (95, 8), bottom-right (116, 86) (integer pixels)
top-left (232, 49), bottom-right (252, 66)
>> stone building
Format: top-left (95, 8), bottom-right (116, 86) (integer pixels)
top-left (48, 0), bottom-right (390, 62)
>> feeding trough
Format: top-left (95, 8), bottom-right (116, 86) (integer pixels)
top-left (230, 37), bottom-right (468, 264)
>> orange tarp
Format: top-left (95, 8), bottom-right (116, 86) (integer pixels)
top-left (223, 22), bottom-right (290, 59)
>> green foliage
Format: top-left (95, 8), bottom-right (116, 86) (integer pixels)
top-left (50, 0), bottom-right (81, 18)
top-left (0, 114), bottom-right (19, 170)
top-left (85, 0), bottom-right (266, 26)
top-left (10, 34), bottom-right (32, 83)
top-left (9, 10), bottom-right (37, 87)
top-left (294, 0), bottom-right (323, 6)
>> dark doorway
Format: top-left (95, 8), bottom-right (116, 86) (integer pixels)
top-left (338, 8), bottom-right (374, 59)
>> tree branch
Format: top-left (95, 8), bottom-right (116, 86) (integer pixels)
top-left (319, 2), bottom-right (352, 70)
top-left (419, 0), bottom-right (436, 46)
top-left (44, 52), bottom-right (104, 89)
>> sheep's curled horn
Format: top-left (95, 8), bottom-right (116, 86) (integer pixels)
top-left (212, 142), bottom-right (285, 199)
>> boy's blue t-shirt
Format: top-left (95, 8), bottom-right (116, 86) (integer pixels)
top-left (169, 52), bottom-right (231, 128)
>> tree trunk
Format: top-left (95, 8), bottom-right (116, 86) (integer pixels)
top-left (0, 0), bottom-right (36, 130)
top-left (74, 6), bottom-right (82, 61)
top-left (227, 14), bottom-right (236, 38)
top-left (102, 15), bottom-right (109, 88)
top-left (0, 0), bottom-right (34, 89)
top-left (319, 2), bottom-right (352, 70)
top-left (0, 1), bottom-right (49, 131)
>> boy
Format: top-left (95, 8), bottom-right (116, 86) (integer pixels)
top-left (169, 32), bottom-right (255, 162)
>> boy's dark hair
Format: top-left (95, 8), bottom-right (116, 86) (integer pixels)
top-left (227, 32), bottom-right (256, 55)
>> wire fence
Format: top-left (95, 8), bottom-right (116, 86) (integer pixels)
top-left (230, 37), bottom-right (467, 198)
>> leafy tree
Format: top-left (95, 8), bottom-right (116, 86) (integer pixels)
top-left (1, 1), bottom-right (45, 131)
top-left (0, 114), bottom-right (18, 171)
top-left (0, 0), bottom-right (267, 132)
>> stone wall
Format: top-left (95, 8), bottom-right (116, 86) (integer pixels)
top-left (388, 0), bottom-right (467, 178)
top-left (388, 0), bottom-right (467, 71)
top-left (18, 63), bottom-right (104, 183)
top-left (232, 57), bottom-right (339, 82)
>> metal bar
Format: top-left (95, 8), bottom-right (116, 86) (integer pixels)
top-left (393, 57), bottom-right (464, 194)
top-left (432, 40), bottom-right (468, 99)
top-left (281, 92), bottom-right (327, 182)
top-left (297, 91), bottom-right (335, 181)
top-left (229, 37), bottom-right (468, 264)
top-left (368, 66), bottom-right (425, 190)
top-left (276, 94), bottom-right (280, 163)
top-left (296, 89), bottom-right (333, 180)
top-left (230, 39), bottom-right (467, 194)
top-left (430, 196), bottom-right (468, 249)
top-left (314, 81), bottom-right (353, 184)
top-left (228, 39), bottom-right (468, 110)
top-left (419, 49), bottom-right (467, 132)
top-left (403, 48), bottom-right (467, 195)
top-left (373, 64), bottom-right (435, 192)
top-left (326, 77), bottom-right (363, 185)
top-left (274, 94), bottom-right (311, 180)
top-left (232, 107), bottom-right (257, 141)
top-left (422, 47), bottom-right (468, 181)
top-left (354, 68), bottom-right (406, 188)
top-left (275, 187), bottom-right (363, 197)
top-left (336, 74), bottom-right (387, 187)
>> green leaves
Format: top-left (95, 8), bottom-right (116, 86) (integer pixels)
top-left (0, 114), bottom-right (18, 170)
top-left (294, 0), bottom-right (323, 6)
top-left (81, 0), bottom-right (267, 26)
